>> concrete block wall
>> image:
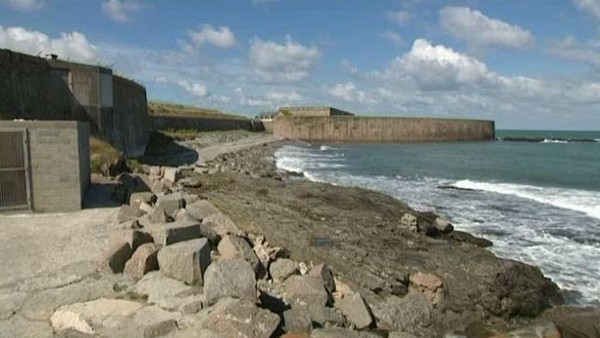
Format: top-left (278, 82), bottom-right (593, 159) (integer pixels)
top-left (112, 76), bottom-right (150, 157)
top-left (274, 116), bottom-right (496, 142)
top-left (278, 106), bottom-right (354, 117)
top-left (0, 121), bottom-right (90, 213)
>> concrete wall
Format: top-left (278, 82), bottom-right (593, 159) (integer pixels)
top-left (0, 120), bottom-right (90, 213)
top-left (112, 76), bottom-right (150, 157)
top-left (278, 106), bottom-right (354, 117)
top-left (0, 49), bottom-right (149, 157)
top-left (274, 116), bottom-right (495, 142)
top-left (151, 116), bottom-right (265, 132)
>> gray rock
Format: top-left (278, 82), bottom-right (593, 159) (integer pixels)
top-left (163, 167), bottom-right (181, 183)
top-left (123, 305), bottom-right (180, 337)
top-left (217, 235), bottom-right (260, 273)
top-left (124, 243), bottom-right (160, 280)
top-left (101, 241), bottom-right (132, 273)
top-left (312, 328), bottom-right (362, 338)
top-left (149, 205), bottom-right (169, 224)
top-left (284, 276), bottom-right (329, 307)
top-left (309, 263), bottom-right (336, 294)
top-left (156, 193), bottom-right (186, 218)
top-left (370, 291), bottom-right (432, 335)
top-left (157, 238), bottom-right (211, 285)
top-left (269, 259), bottom-right (298, 281)
top-left (132, 272), bottom-right (193, 310)
top-left (117, 205), bottom-right (144, 223)
top-left (202, 212), bottom-right (244, 238)
top-left (307, 303), bottom-right (346, 328)
top-left (433, 217), bottom-right (454, 234)
top-left (185, 200), bottom-right (221, 221)
top-left (335, 293), bottom-right (373, 329)
top-left (283, 306), bottom-right (313, 334)
top-left (178, 294), bottom-right (206, 315)
top-left (108, 229), bottom-right (153, 253)
top-left (147, 220), bottom-right (201, 246)
top-left (129, 192), bottom-right (156, 209)
top-left (204, 259), bottom-right (256, 305)
top-left (202, 298), bottom-right (280, 338)
top-left (139, 202), bottom-right (154, 215)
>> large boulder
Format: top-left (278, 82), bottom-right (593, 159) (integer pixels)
top-left (284, 276), bottom-right (329, 307)
top-left (334, 293), bottom-right (373, 329)
top-left (156, 193), bottom-right (185, 218)
top-left (124, 243), bottom-right (160, 280)
top-left (204, 259), bottom-right (256, 305)
top-left (146, 220), bottom-right (201, 246)
top-left (217, 235), bottom-right (260, 273)
top-left (185, 199), bottom-right (221, 221)
top-left (157, 238), bottom-right (211, 285)
top-left (202, 298), bottom-right (280, 338)
top-left (309, 263), bottom-right (336, 295)
top-left (100, 241), bottom-right (132, 273)
top-left (108, 229), bottom-right (153, 253)
top-left (283, 306), bottom-right (313, 334)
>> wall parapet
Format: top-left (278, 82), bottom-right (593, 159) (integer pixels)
top-left (274, 116), bottom-right (495, 142)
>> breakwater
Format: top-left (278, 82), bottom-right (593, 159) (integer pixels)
top-left (274, 116), bottom-right (495, 142)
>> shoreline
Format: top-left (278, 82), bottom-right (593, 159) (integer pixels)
top-left (185, 137), bottom-right (579, 336)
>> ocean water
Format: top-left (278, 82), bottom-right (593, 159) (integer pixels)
top-left (274, 130), bottom-right (600, 305)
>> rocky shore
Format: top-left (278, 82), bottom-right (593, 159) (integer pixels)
top-left (13, 133), bottom-right (599, 337)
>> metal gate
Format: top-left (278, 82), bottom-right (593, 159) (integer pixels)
top-left (0, 130), bottom-right (30, 211)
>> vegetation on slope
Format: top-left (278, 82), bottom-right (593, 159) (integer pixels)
top-left (148, 101), bottom-right (246, 120)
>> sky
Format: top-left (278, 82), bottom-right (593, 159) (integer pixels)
top-left (0, 0), bottom-right (599, 129)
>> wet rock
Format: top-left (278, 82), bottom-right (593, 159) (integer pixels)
top-left (335, 293), bottom-right (373, 329)
top-left (283, 306), bottom-right (313, 334)
top-left (157, 238), bottom-right (211, 285)
top-left (269, 258), bottom-right (298, 281)
top-left (449, 230), bottom-right (493, 247)
top-left (284, 276), bottom-right (329, 307)
top-left (204, 259), bottom-right (256, 305)
top-left (217, 235), bottom-right (260, 273)
top-left (309, 263), bottom-right (336, 295)
top-left (123, 243), bottom-right (160, 280)
top-left (202, 298), bottom-right (280, 338)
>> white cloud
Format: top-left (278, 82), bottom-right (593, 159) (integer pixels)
top-left (0, 26), bottom-right (97, 62)
top-left (440, 6), bottom-right (534, 49)
top-left (385, 10), bottom-right (411, 26)
top-left (1, 0), bottom-right (42, 10)
top-left (383, 31), bottom-right (403, 46)
top-left (265, 90), bottom-right (301, 102)
top-left (102, 0), bottom-right (143, 23)
top-left (327, 82), bottom-right (376, 104)
top-left (189, 24), bottom-right (237, 49)
top-left (249, 35), bottom-right (320, 82)
top-left (177, 80), bottom-right (208, 98)
top-left (547, 36), bottom-right (600, 68)
top-left (573, 0), bottom-right (600, 20)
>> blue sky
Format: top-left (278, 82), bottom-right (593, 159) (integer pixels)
top-left (1, 0), bottom-right (600, 129)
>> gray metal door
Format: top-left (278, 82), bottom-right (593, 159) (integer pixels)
top-left (0, 130), bottom-right (30, 211)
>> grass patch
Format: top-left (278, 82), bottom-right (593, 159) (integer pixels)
top-left (161, 128), bottom-right (203, 141)
top-left (149, 101), bottom-right (247, 120)
top-left (90, 136), bottom-right (122, 173)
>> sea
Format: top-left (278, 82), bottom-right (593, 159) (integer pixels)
top-left (274, 130), bottom-right (600, 305)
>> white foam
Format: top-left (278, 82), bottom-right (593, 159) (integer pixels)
top-left (453, 180), bottom-right (600, 220)
top-left (319, 145), bottom-right (338, 151)
top-left (541, 138), bottom-right (569, 144)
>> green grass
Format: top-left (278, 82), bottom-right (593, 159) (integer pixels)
top-left (89, 136), bottom-right (122, 174)
top-left (148, 101), bottom-right (247, 120)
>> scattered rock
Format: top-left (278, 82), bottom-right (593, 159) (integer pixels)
top-left (433, 217), bottom-right (454, 234)
top-left (178, 177), bottom-right (201, 188)
top-left (124, 305), bottom-right (180, 337)
top-left (202, 298), bottom-right (280, 338)
top-left (269, 259), bottom-right (298, 281)
top-left (139, 202), bottom-right (154, 215)
top-left (283, 306), bottom-right (313, 334)
top-left (204, 259), bottom-right (257, 305)
top-left (163, 167), bottom-right (181, 183)
top-left (335, 293), bottom-right (373, 329)
top-left (157, 238), bottom-right (211, 285)
top-left (178, 294), bottom-right (206, 315)
top-left (133, 272), bottom-right (192, 310)
top-left (156, 193), bottom-right (186, 218)
top-left (149, 205), bottom-right (170, 224)
top-left (185, 200), bottom-right (221, 221)
top-left (129, 192), bottom-right (156, 209)
top-left (147, 220), bottom-right (201, 246)
top-left (217, 235), bottom-right (260, 273)
top-left (149, 166), bottom-right (162, 178)
top-left (117, 205), bottom-right (144, 223)
top-left (101, 241), bottom-right (132, 273)
top-left (309, 263), bottom-right (336, 295)
top-left (108, 229), bottom-right (153, 253)
top-left (203, 212), bottom-right (245, 238)
top-left (124, 243), bottom-right (160, 280)
top-left (284, 276), bottom-right (329, 307)
top-left (311, 327), bottom-right (362, 338)
top-left (307, 304), bottom-right (346, 328)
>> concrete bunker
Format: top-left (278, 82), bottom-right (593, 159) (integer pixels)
top-left (0, 121), bottom-right (90, 213)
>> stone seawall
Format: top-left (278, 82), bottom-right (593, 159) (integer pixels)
top-left (274, 116), bottom-right (495, 142)
top-left (151, 116), bottom-right (265, 132)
